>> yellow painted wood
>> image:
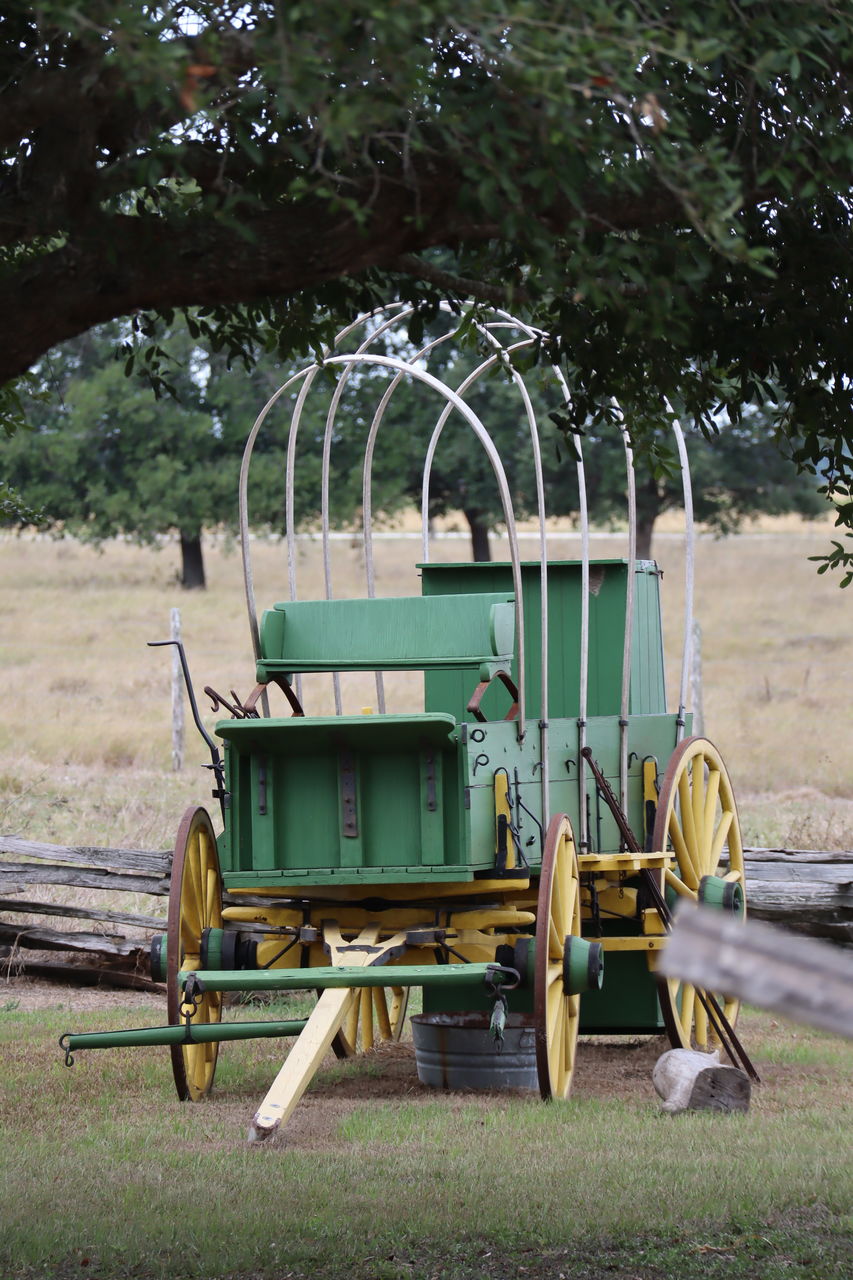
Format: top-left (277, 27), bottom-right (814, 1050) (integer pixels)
top-left (373, 987), bottom-right (392, 1039)
top-left (536, 815), bottom-right (582, 1101)
top-left (448, 908), bottom-right (535, 929)
top-left (577, 853), bottom-right (672, 872)
top-left (585, 885), bottom-right (639, 919)
top-left (249, 984), bottom-right (357, 1140)
top-left (221, 905), bottom-right (302, 927)
top-left (664, 867), bottom-right (697, 901)
top-left (595, 936), bottom-right (667, 951)
top-left (641, 908), bottom-right (667, 935)
top-left (226, 877), bottom-right (531, 903)
top-left (255, 937), bottom-right (303, 969)
top-left (249, 924), bottom-right (407, 1140)
top-left (493, 771), bottom-right (516, 869)
top-left (169, 810), bottom-right (223, 1101)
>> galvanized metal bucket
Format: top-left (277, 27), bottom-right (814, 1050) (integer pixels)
top-left (411, 1012), bottom-right (537, 1091)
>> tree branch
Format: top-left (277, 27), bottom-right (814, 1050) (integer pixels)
top-left (390, 253), bottom-right (529, 308)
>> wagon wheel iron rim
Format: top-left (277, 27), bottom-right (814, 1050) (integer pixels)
top-left (167, 805), bottom-right (223, 1101)
top-left (653, 736), bottom-right (746, 1051)
top-left (534, 813), bottom-right (582, 1101)
top-left (331, 985), bottom-right (410, 1058)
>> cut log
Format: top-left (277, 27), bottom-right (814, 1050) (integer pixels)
top-left (742, 880), bottom-right (853, 944)
top-left (742, 880), bottom-right (853, 908)
top-left (660, 906), bottom-right (853, 1039)
top-left (653, 1048), bottom-right (751, 1114)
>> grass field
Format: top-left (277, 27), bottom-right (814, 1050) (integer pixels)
top-left (0, 521), bottom-right (851, 1279)
top-left (0, 999), bottom-right (850, 1280)
top-left (0, 518), bottom-right (851, 852)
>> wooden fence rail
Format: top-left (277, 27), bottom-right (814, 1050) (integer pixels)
top-left (660, 906), bottom-right (853, 1039)
top-left (0, 838), bottom-right (850, 977)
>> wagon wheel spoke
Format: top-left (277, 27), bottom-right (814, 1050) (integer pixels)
top-left (534, 813), bottom-right (582, 1101)
top-left (653, 738), bottom-right (746, 1052)
top-left (166, 805), bottom-right (223, 1101)
top-left (331, 983), bottom-right (410, 1058)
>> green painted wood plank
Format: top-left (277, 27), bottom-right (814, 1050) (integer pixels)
top-left (257, 593), bottom-right (514, 677)
top-left (218, 714), bottom-right (458, 754)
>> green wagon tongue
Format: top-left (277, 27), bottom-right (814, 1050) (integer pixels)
top-left (60, 1019), bottom-right (308, 1056)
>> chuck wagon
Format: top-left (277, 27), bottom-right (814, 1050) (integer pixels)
top-left (63, 305), bottom-right (751, 1139)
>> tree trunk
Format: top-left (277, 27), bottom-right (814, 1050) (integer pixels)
top-left (635, 511), bottom-right (655, 560)
top-left (180, 531), bottom-right (206, 589)
top-left (635, 474), bottom-right (663, 559)
top-left (464, 509), bottom-right (491, 562)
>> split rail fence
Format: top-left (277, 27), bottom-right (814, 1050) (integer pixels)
top-left (0, 836), bottom-right (850, 987)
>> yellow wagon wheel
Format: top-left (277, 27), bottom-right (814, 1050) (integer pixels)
top-left (166, 805), bottom-right (223, 1101)
top-left (534, 813), bottom-right (583, 1101)
top-left (653, 736), bottom-right (746, 1051)
top-left (331, 985), bottom-right (410, 1058)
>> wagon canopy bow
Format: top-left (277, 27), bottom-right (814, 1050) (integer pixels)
top-left (237, 303), bottom-right (696, 836)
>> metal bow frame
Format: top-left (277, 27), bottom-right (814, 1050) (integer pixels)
top-left (237, 304), bottom-right (696, 847)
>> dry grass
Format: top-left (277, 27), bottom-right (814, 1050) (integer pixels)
top-left (0, 519), bottom-right (851, 853)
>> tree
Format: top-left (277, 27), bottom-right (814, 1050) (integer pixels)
top-left (2, 4), bottom-right (853, 574)
top-left (357, 334), bottom-right (826, 560)
top-left (8, 317), bottom-right (827, 577)
top-left (7, 327), bottom-right (231, 585)
top-left (582, 411), bottom-right (828, 559)
top-left (6, 320), bottom-right (429, 584)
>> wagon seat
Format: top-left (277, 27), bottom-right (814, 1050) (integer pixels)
top-left (215, 593), bottom-right (517, 885)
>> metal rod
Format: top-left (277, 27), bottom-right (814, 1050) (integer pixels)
top-left (667, 403), bottom-right (695, 746)
top-left (178, 961), bottom-right (511, 993)
top-left (478, 325), bottom-right (552, 827)
top-left (322, 307), bottom-right (412, 715)
top-left (62, 1018), bottom-right (308, 1053)
top-left (314, 351), bottom-right (527, 737)
top-left (238, 368), bottom-right (314, 664)
top-left (614, 399), bottom-right (636, 815)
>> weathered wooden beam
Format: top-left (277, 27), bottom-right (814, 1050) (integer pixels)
top-left (0, 837), bottom-right (170, 876)
top-left (0, 863), bottom-right (169, 895)
top-left (744, 862), bottom-right (853, 884)
top-left (0, 922), bottom-right (144, 958)
top-left (745, 880), bottom-right (853, 909)
top-left (741, 848), bottom-right (853, 863)
top-left (0, 897), bottom-right (165, 930)
top-left (744, 882), bottom-right (853, 942)
top-left (3, 958), bottom-right (162, 991)
top-left (660, 906), bottom-right (853, 1039)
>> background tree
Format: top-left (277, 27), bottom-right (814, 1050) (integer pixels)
top-left (7, 321), bottom-right (433, 585)
top-left (1, 4), bottom-right (853, 575)
top-left (8, 320), bottom-right (826, 576)
top-left (8, 325), bottom-right (238, 587)
top-left (581, 411), bottom-right (827, 559)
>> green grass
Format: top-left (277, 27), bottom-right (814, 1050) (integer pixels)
top-left (0, 1004), bottom-right (850, 1279)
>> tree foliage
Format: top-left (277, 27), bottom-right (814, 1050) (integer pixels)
top-left (7, 320), bottom-right (825, 580)
top-left (2, 3), bottom-right (852, 572)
